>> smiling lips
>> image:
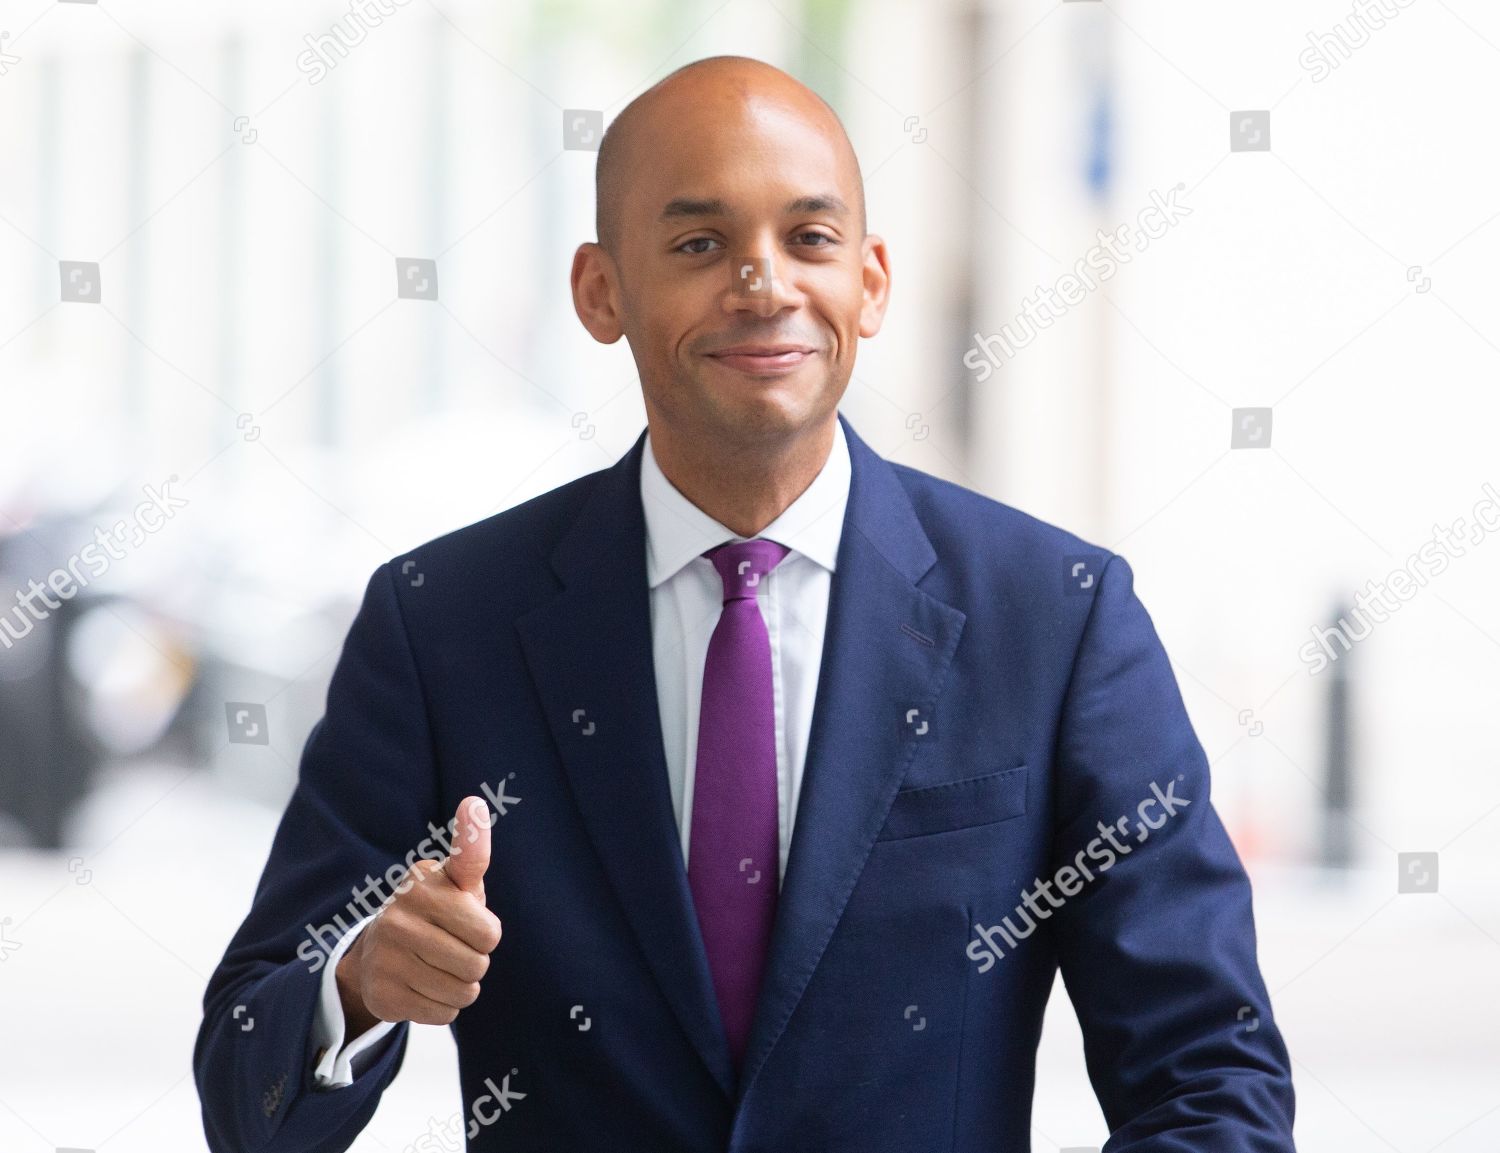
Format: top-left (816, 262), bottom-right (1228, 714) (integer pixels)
top-left (706, 344), bottom-right (817, 375)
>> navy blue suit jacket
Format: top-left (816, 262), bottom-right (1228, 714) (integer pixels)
top-left (195, 411), bottom-right (1295, 1152)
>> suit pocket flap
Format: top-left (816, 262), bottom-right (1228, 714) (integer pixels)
top-left (876, 765), bottom-right (1028, 841)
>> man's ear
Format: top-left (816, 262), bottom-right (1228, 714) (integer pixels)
top-left (858, 234), bottom-right (891, 339)
top-left (571, 242), bottom-right (625, 344)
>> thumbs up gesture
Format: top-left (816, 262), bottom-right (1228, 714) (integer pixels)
top-left (335, 797), bottom-right (504, 1033)
top-left (440, 794), bottom-right (493, 899)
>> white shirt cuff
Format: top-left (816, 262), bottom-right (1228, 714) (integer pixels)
top-left (309, 913), bottom-right (399, 1088)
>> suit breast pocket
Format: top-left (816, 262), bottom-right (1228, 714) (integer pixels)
top-left (874, 765), bottom-right (1028, 842)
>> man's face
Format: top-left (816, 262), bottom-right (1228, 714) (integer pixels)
top-left (583, 93), bottom-right (888, 451)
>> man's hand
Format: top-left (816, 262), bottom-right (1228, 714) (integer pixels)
top-left (335, 796), bottom-right (502, 1035)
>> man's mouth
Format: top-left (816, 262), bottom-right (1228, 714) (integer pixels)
top-left (705, 345), bottom-right (817, 375)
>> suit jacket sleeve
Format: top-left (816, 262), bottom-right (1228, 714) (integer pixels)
top-left (194, 561), bottom-right (441, 1153)
top-left (1049, 554), bottom-right (1296, 1151)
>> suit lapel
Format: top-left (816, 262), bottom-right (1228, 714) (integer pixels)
top-left (515, 425), bottom-right (738, 1097)
top-left (514, 413), bottom-right (967, 1107)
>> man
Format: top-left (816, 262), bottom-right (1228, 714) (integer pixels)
top-left (195, 54), bottom-right (1295, 1152)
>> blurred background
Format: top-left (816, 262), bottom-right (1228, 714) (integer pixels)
top-left (2, 0), bottom-right (1498, 1149)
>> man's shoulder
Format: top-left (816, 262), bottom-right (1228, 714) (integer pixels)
top-left (381, 464), bottom-right (610, 598)
top-left (884, 458), bottom-right (1115, 575)
top-left (883, 460), bottom-right (1131, 658)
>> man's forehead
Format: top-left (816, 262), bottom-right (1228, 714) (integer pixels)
top-left (634, 115), bottom-right (857, 227)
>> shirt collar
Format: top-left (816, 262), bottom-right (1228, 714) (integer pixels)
top-left (640, 416), bottom-right (851, 589)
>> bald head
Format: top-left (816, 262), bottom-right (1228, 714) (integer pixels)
top-left (593, 55), bottom-right (866, 260)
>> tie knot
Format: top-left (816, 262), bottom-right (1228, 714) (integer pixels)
top-left (704, 538), bottom-right (791, 602)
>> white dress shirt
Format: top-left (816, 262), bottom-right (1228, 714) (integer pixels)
top-left (309, 418), bottom-right (852, 1088)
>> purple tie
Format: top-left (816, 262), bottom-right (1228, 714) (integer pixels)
top-left (688, 536), bottom-right (791, 1074)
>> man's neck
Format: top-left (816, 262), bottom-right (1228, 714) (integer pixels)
top-left (648, 418), bottom-right (836, 539)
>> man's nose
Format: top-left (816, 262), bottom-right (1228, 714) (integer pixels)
top-left (724, 254), bottom-right (798, 316)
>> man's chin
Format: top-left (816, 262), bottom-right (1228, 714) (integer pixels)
top-left (699, 386), bottom-right (834, 444)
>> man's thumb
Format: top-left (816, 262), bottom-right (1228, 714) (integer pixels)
top-left (443, 796), bottom-right (492, 897)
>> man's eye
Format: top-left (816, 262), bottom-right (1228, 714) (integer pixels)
top-left (677, 237), bottom-right (720, 255)
top-left (797, 232), bottom-right (835, 247)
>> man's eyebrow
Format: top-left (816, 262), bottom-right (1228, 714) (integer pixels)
top-left (657, 193), bottom-right (851, 222)
top-left (658, 197), bottom-right (729, 222)
top-left (786, 194), bottom-right (850, 217)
